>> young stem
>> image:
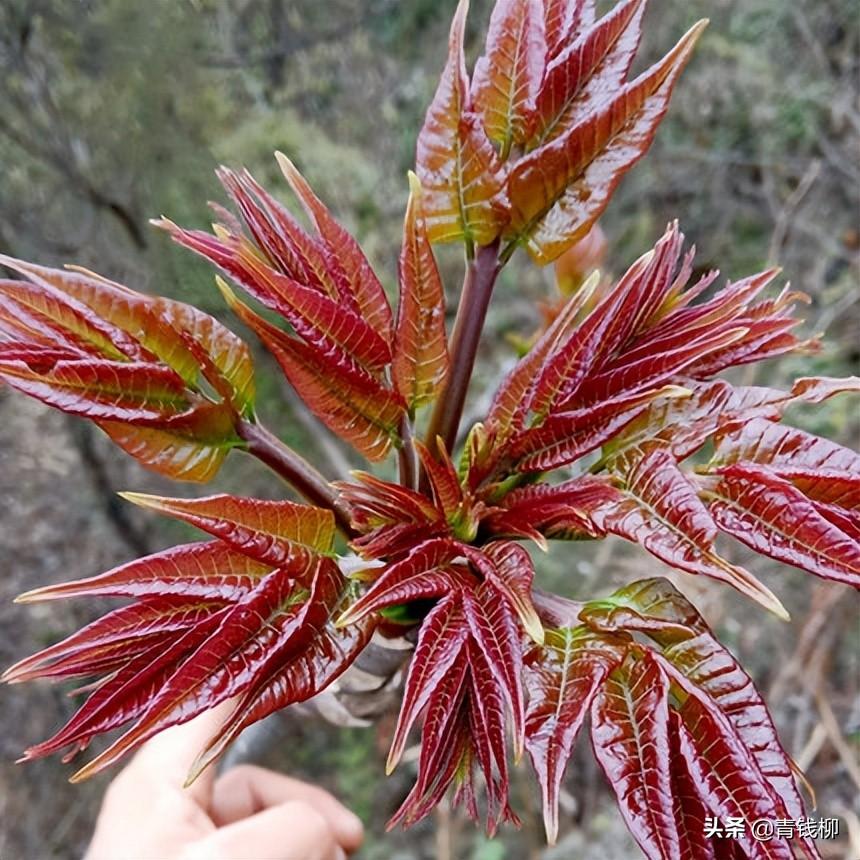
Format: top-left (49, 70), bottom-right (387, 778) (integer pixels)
top-left (236, 418), bottom-right (355, 537)
top-left (398, 415), bottom-right (419, 490)
top-left (424, 239), bottom-right (501, 458)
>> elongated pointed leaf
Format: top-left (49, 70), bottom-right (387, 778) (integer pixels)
top-left (591, 651), bottom-right (681, 860)
top-left (164, 227), bottom-right (390, 373)
top-left (714, 416), bottom-right (860, 474)
top-left (0, 258), bottom-right (254, 482)
top-left (335, 470), bottom-right (442, 530)
top-left (472, 0), bottom-right (546, 149)
top-left (275, 152), bottom-right (393, 340)
top-left (393, 173), bottom-right (449, 411)
top-left (532, 0), bottom-right (646, 147)
top-left (416, 0), bottom-right (509, 245)
top-left (672, 695), bottom-right (795, 859)
top-left (213, 168), bottom-right (346, 302)
top-left (1, 257), bottom-right (254, 407)
top-left (592, 449), bottom-right (788, 618)
top-left (71, 559), bottom-right (343, 780)
top-left (466, 637), bottom-right (516, 835)
top-left (23, 611), bottom-right (230, 762)
top-left (387, 591), bottom-right (469, 772)
top-left (15, 540), bottom-right (273, 604)
top-left (483, 474), bottom-right (617, 543)
top-left (510, 385), bottom-right (689, 471)
top-left (97, 415), bottom-right (240, 483)
top-left (189, 611), bottom-right (376, 781)
top-left (506, 21), bottom-right (706, 263)
top-left (485, 274), bottom-right (596, 442)
top-left (0, 356), bottom-right (191, 423)
top-left (220, 280), bottom-right (404, 460)
top-left (667, 712), bottom-right (717, 860)
top-left (525, 628), bottom-right (625, 844)
top-left (0, 258), bottom-right (195, 374)
top-left (543, 0), bottom-right (595, 60)
top-left (3, 599), bottom-right (227, 684)
top-left (388, 675), bottom-right (469, 829)
top-left (464, 541), bottom-right (543, 643)
top-left (581, 577), bottom-right (816, 850)
top-left (336, 538), bottom-right (467, 627)
top-left (705, 463), bottom-right (860, 586)
top-left (462, 583), bottom-right (525, 757)
top-left (415, 440), bottom-right (465, 522)
top-left (120, 492), bottom-right (335, 567)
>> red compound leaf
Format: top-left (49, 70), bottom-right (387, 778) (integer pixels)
top-left (415, 0), bottom-right (509, 245)
top-left (0, 258), bottom-right (252, 481)
top-left (524, 627), bottom-right (626, 843)
top-left (590, 650), bottom-right (681, 860)
top-left (505, 22), bottom-right (706, 263)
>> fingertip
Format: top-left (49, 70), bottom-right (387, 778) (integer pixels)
top-left (336, 809), bottom-right (364, 851)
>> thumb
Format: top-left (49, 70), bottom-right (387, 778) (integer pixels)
top-left (121, 698), bottom-right (238, 806)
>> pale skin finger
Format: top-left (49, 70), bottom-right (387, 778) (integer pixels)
top-left (105, 699), bottom-right (239, 806)
top-left (210, 764), bottom-right (364, 852)
top-left (179, 801), bottom-right (347, 860)
top-left (86, 701), bottom-right (363, 859)
top-left (86, 703), bottom-right (237, 859)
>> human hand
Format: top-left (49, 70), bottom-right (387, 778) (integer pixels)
top-left (84, 702), bottom-right (364, 860)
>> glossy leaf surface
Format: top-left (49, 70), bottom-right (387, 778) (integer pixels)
top-left (415, 0), bottom-right (509, 245)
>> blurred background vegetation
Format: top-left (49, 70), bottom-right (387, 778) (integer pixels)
top-left (0, 1), bottom-right (857, 857)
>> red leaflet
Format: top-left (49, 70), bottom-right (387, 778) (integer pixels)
top-left (393, 173), bottom-right (450, 412)
top-left (714, 415), bottom-right (860, 473)
top-left (667, 712), bottom-right (717, 860)
top-left (471, 0), bottom-right (547, 151)
top-left (415, 0), bottom-right (509, 245)
top-left (591, 651), bottom-right (681, 860)
top-left (543, 0), bottom-right (595, 61)
top-left (7, 492), bottom-right (370, 787)
top-left (525, 628), bottom-right (625, 843)
top-left (483, 474), bottom-right (617, 544)
top-left (215, 167), bottom-right (347, 301)
top-left (119, 492), bottom-right (336, 566)
top-left (275, 153), bottom-right (393, 340)
top-left (383, 578), bottom-right (528, 834)
top-left (415, 440), bottom-right (467, 524)
top-left (508, 384), bottom-right (689, 470)
top-left (386, 591), bottom-right (470, 772)
top-left (532, 0), bottom-right (646, 147)
top-left (0, 258), bottom-right (253, 481)
top-left (336, 538), bottom-right (468, 627)
top-left (220, 280), bottom-right (404, 461)
top-left (581, 578), bottom-right (812, 828)
top-left (705, 463), bottom-right (860, 586)
top-left (3, 599), bottom-right (227, 684)
top-left (14, 540), bottom-right (272, 603)
top-left (590, 449), bottom-right (788, 618)
top-left (506, 21), bottom-right (706, 263)
top-left (190, 611), bottom-right (377, 781)
top-left (462, 582), bottom-right (525, 756)
top-left (485, 276), bottom-right (595, 443)
top-left (463, 541), bottom-right (543, 643)
top-left (163, 226), bottom-right (391, 373)
top-left (72, 558), bottom-right (344, 780)
top-left (673, 696), bottom-right (795, 859)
